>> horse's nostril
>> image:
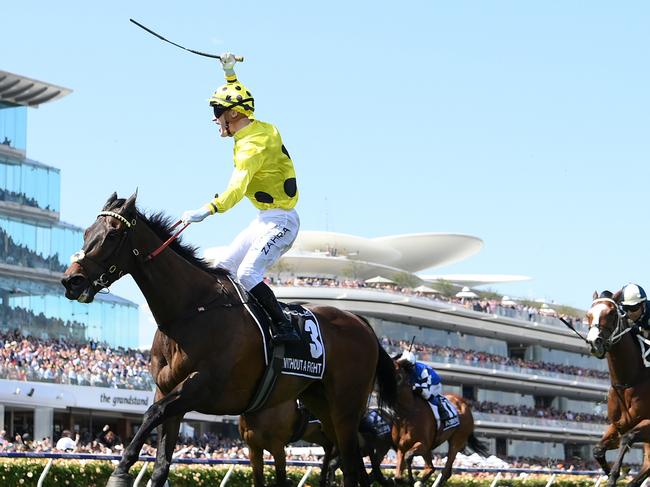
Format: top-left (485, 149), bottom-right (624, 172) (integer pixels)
top-left (62, 274), bottom-right (86, 289)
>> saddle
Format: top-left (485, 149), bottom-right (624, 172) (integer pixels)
top-left (360, 409), bottom-right (392, 439)
top-left (428, 396), bottom-right (460, 432)
top-left (231, 277), bottom-right (326, 412)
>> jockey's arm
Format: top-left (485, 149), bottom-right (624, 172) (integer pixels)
top-left (206, 141), bottom-right (264, 214)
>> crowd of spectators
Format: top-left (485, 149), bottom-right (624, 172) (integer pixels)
top-left (0, 187), bottom-right (44, 211)
top-left (469, 400), bottom-right (606, 424)
top-left (385, 337), bottom-right (609, 381)
top-left (270, 277), bottom-right (585, 330)
top-left (0, 316), bottom-right (608, 394)
top-left (0, 227), bottom-right (66, 272)
top-left (0, 329), bottom-right (155, 390)
top-left (0, 305), bottom-right (86, 341)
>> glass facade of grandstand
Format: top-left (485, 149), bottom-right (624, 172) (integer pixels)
top-left (0, 97), bottom-right (138, 348)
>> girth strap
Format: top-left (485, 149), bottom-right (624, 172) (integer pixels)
top-left (243, 344), bottom-right (285, 413)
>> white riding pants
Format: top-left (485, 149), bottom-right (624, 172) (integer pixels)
top-left (214, 208), bottom-right (300, 291)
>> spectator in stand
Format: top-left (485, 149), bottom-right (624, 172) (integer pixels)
top-left (55, 430), bottom-right (78, 451)
top-left (97, 424), bottom-right (122, 450)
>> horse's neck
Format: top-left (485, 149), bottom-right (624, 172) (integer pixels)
top-left (608, 333), bottom-right (646, 386)
top-left (129, 222), bottom-right (217, 329)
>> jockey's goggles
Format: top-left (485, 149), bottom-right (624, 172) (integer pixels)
top-left (623, 302), bottom-right (643, 313)
top-left (212, 104), bottom-right (229, 119)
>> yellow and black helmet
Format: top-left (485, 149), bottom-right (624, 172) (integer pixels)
top-left (209, 80), bottom-right (255, 119)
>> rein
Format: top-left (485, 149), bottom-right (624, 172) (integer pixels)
top-left (71, 213), bottom-right (191, 295)
top-left (145, 220), bottom-right (191, 262)
top-left (558, 317), bottom-right (589, 344)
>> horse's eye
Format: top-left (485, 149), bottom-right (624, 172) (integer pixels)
top-left (107, 231), bottom-right (119, 240)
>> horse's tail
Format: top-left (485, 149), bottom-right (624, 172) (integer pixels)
top-left (354, 314), bottom-right (397, 412)
top-left (464, 433), bottom-right (489, 457)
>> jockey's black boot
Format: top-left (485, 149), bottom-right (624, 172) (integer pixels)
top-left (436, 397), bottom-right (451, 425)
top-left (251, 282), bottom-right (300, 344)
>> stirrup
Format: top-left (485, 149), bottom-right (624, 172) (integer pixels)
top-left (271, 322), bottom-right (300, 344)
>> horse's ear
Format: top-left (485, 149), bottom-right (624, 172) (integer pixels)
top-left (102, 192), bottom-right (118, 210)
top-left (593, 291), bottom-right (598, 300)
top-left (613, 289), bottom-right (623, 303)
top-left (123, 190), bottom-right (138, 215)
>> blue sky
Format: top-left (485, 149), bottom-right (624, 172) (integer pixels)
top-left (3, 2), bottom-right (650, 343)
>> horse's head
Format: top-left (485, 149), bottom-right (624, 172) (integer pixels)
top-left (393, 355), bottom-right (415, 404)
top-left (61, 192), bottom-right (138, 303)
top-left (586, 289), bottom-right (627, 359)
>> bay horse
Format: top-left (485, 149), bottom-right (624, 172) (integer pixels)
top-left (241, 401), bottom-right (394, 486)
top-left (392, 360), bottom-right (488, 486)
top-left (586, 290), bottom-right (650, 487)
top-left (239, 400), bottom-right (331, 487)
top-left (60, 193), bottom-right (397, 487)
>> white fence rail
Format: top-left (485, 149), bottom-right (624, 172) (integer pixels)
top-left (0, 451), bottom-right (606, 486)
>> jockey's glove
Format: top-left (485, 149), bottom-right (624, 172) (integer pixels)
top-left (631, 323), bottom-right (641, 335)
top-left (220, 52), bottom-right (237, 77)
top-left (181, 206), bottom-right (211, 224)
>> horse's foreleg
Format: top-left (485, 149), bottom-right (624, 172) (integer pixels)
top-left (107, 373), bottom-right (206, 486)
top-left (249, 446), bottom-right (266, 487)
top-left (404, 441), bottom-right (424, 485)
top-left (270, 444), bottom-right (288, 487)
top-left (369, 440), bottom-right (391, 486)
top-left (320, 444), bottom-right (338, 487)
top-left (606, 429), bottom-right (640, 487)
top-left (594, 424), bottom-right (620, 476)
top-left (418, 449), bottom-right (436, 486)
top-left (438, 438), bottom-right (462, 486)
top-left (627, 443), bottom-right (650, 487)
top-left (149, 415), bottom-right (182, 487)
top-left (394, 447), bottom-right (408, 485)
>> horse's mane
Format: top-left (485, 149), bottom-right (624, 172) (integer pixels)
top-left (599, 290), bottom-right (614, 299)
top-left (108, 199), bottom-right (229, 277)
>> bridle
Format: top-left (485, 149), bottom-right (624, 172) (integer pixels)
top-left (589, 297), bottom-right (631, 352)
top-left (70, 210), bottom-right (189, 293)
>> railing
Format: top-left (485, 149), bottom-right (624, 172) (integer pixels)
top-left (383, 345), bottom-right (608, 386)
top-left (473, 413), bottom-right (606, 433)
top-left (0, 452), bottom-right (606, 487)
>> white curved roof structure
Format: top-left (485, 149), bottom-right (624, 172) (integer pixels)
top-left (204, 230), bottom-right (517, 285)
top-left (289, 231), bottom-right (483, 272)
top-left (421, 274), bottom-right (532, 288)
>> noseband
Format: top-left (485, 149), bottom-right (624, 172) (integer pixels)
top-left (590, 297), bottom-right (630, 349)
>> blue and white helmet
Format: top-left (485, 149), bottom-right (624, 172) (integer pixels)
top-left (399, 350), bottom-right (416, 365)
top-left (621, 283), bottom-right (647, 307)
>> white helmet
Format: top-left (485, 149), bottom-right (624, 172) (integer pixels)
top-left (398, 350), bottom-right (416, 365)
top-left (621, 283), bottom-right (647, 307)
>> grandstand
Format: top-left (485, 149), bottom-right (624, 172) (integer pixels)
top-left (0, 68), bottom-right (620, 468)
top-left (0, 70), bottom-right (141, 447)
top-left (206, 234), bottom-right (619, 463)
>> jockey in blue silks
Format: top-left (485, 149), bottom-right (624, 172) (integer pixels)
top-left (397, 350), bottom-right (456, 426)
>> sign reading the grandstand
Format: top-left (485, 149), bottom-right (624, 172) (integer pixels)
top-left (99, 392), bottom-right (150, 408)
top-left (0, 379), bottom-right (155, 414)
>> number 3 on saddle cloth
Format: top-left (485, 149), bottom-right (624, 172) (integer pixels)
top-left (234, 276), bottom-right (327, 412)
top-left (428, 396), bottom-right (460, 432)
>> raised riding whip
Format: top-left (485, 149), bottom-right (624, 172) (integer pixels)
top-left (130, 19), bottom-right (244, 62)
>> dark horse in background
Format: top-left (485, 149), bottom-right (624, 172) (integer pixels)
top-left (240, 400), bottom-right (331, 487)
top-left (391, 360), bottom-right (488, 486)
top-left (241, 401), bottom-right (393, 486)
top-left (586, 291), bottom-right (650, 487)
top-left (61, 193), bottom-right (397, 487)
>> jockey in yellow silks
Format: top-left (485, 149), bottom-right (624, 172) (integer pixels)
top-left (181, 53), bottom-right (300, 344)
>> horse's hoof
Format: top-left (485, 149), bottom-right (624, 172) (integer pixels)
top-left (106, 472), bottom-right (134, 487)
top-left (414, 482), bottom-right (423, 487)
